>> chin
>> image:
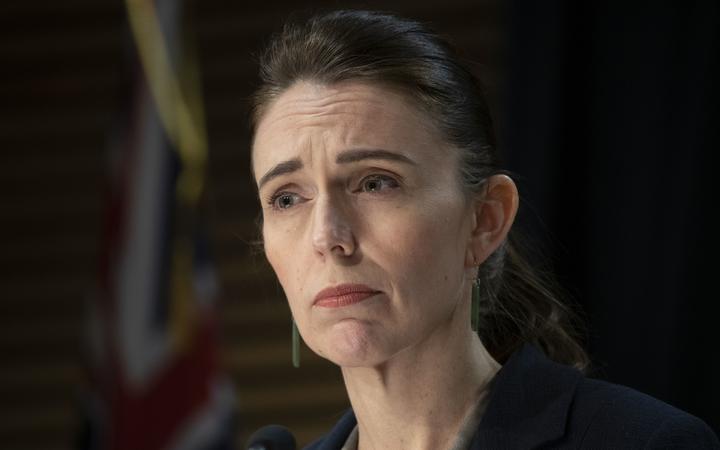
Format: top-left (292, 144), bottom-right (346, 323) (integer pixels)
top-left (313, 319), bottom-right (389, 368)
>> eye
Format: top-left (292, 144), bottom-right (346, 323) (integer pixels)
top-left (359, 174), bottom-right (400, 193)
top-left (268, 191), bottom-right (303, 210)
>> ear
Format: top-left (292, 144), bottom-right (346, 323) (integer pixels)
top-left (465, 174), bottom-right (519, 267)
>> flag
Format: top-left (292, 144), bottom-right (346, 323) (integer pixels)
top-left (82, 0), bottom-right (236, 449)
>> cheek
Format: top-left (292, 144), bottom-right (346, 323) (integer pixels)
top-left (264, 226), bottom-right (300, 300)
top-left (368, 199), bottom-right (467, 299)
top-left (407, 222), bottom-right (459, 287)
top-left (263, 225), bottom-right (283, 276)
top-left (263, 219), bottom-right (316, 322)
top-left (379, 201), bottom-right (465, 264)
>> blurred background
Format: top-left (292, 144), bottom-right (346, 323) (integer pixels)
top-left (0, 0), bottom-right (717, 449)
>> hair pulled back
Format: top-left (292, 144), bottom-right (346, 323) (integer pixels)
top-left (251, 9), bottom-right (588, 370)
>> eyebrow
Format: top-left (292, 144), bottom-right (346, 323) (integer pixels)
top-left (257, 158), bottom-right (302, 189)
top-left (257, 148), bottom-right (416, 189)
top-left (336, 148), bottom-right (417, 166)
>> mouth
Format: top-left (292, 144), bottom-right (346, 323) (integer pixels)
top-left (313, 283), bottom-right (381, 308)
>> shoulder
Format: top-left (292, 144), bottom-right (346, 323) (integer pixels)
top-left (568, 375), bottom-right (720, 448)
top-left (477, 344), bottom-right (719, 449)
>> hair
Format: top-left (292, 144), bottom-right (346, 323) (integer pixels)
top-left (250, 9), bottom-right (589, 371)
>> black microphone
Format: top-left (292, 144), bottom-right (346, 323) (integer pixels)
top-left (246, 424), bottom-right (297, 450)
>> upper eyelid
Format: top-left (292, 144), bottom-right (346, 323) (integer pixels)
top-left (358, 173), bottom-right (396, 185)
top-left (358, 172), bottom-right (402, 185)
top-left (261, 180), bottom-right (300, 198)
top-left (362, 173), bottom-right (396, 180)
top-left (356, 168), bottom-right (403, 182)
top-left (264, 170), bottom-right (402, 195)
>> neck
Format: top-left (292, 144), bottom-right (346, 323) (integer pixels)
top-left (340, 313), bottom-right (500, 450)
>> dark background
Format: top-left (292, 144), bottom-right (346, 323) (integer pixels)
top-left (0, 0), bottom-right (717, 448)
top-left (502, 0), bottom-right (719, 435)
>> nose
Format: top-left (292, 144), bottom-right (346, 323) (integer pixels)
top-left (311, 193), bottom-right (357, 257)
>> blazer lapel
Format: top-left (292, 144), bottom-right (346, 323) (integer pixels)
top-left (470, 344), bottom-right (582, 449)
top-left (314, 409), bottom-right (356, 450)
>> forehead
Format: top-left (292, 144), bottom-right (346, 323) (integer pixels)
top-left (251, 81), bottom-right (448, 178)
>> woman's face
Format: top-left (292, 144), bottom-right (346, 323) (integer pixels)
top-left (252, 81), bottom-right (477, 367)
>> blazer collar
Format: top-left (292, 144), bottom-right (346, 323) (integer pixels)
top-left (313, 344), bottom-right (582, 450)
top-left (314, 409), bottom-right (356, 450)
top-left (470, 344), bottom-right (582, 449)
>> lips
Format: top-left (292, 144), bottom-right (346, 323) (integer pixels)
top-left (313, 283), bottom-right (380, 308)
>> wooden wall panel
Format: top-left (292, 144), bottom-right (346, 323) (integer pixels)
top-left (0, 0), bottom-right (502, 448)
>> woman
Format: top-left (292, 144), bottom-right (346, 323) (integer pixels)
top-left (248, 10), bottom-right (719, 449)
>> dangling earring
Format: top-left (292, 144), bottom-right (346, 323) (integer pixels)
top-left (291, 319), bottom-right (300, 368)
top-left (471, 278), bottom-right (481, 332)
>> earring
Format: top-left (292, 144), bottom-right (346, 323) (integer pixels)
top-left (471, 278), bottom-right (480, 332)
top-left (292, 319), bottom-right (300, 368)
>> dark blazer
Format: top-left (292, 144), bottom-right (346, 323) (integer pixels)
top-left (304, 344), bottom-right (719, 449)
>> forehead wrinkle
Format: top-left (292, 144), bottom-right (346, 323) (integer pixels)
top-left (259, 101), bottom-right (383, 162)
top-left (262, 95), bottom-right (386, 131)
top-left (261, 81), bottom-right (391, 121)
top-left (254, 81), bottom-right (447, 181)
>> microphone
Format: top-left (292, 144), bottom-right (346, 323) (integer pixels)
top-left (246, 424), bottom-right (297, 450)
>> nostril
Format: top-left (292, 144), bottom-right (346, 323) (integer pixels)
top-left (311, 216), bottom-right (356, 257)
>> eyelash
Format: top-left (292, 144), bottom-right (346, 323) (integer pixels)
top-left (355, 174), bottom-right (400, 194)
top-left (267, 191), bottom-right (300, 210)
top-left (266, 174), bottom-right (400, 211)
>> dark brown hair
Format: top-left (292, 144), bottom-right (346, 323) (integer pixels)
top-left (250, 9), bottom-right (589, 371)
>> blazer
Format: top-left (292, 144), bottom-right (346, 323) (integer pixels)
top-left (304, 344), bottom-right (720, 449)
